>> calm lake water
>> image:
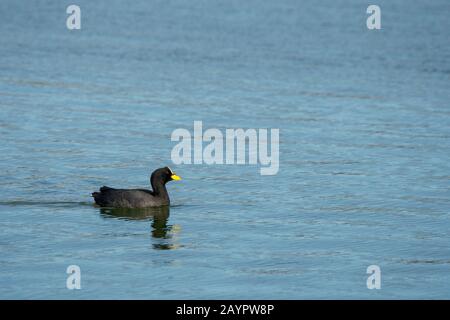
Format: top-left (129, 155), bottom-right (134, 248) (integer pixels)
top-left (0, 0), bottom-right (449, 299)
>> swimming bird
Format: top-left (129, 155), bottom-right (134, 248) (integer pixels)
top-left (92, 167), bottom-right (181, 208)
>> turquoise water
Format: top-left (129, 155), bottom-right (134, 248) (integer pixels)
top-left (0, 0), bottom-right (449, 299)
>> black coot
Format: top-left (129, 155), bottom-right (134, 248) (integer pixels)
top-left (92, 167), bottom-right (181, 208)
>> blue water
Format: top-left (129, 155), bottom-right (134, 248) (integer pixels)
top-left (0, 0), bottom-right (449, 299)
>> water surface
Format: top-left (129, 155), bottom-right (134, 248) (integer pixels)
top-left (0, 0), bottom-right (449, 299)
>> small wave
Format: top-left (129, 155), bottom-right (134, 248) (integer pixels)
top-left (0, 200), bottom-right (193, 209)
top-left (398, 259), bottom-right (450, 265)
top-left (169, 203), bottom-right (197, 208)
top-left (0, 200), bottom-right (93, 207)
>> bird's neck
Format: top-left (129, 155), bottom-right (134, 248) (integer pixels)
top-left (151, 180), bottom-right (170, 200)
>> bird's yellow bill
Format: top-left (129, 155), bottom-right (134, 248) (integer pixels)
top-left (171, 174), bottom-right (182, 181)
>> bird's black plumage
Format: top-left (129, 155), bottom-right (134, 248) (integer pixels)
top-left (92, 167), bottom-right (181, 208)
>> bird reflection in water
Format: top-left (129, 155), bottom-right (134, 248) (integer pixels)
top-left (99, 206), bottom-right (181, 250)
